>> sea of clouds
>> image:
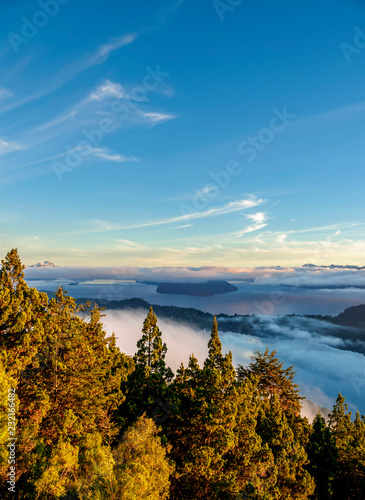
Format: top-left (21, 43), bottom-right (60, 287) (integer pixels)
top-left (24, 263), bottom-right (365, 288)
top-left (101, 310), bottom-right (365, 422)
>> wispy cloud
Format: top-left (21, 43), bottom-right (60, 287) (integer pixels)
top-left (27, 76), bottom-right (172, 142)
top-left (85, 219), bottom-right (119, 232)
top-left (114, 239), bottom-right (147, 250)
top-left (236, 211), bottom-right (269, 236)
top-left (0, 138), bottom-right (23, 156)
top-left (31, 111), bottom-right (78, 134)
top-left (82, 197), bottom-right (265, 233)
top-left (88, 80), bottom-right (126, 101)
top-left (29, 80), bottom-right (126, 135)
top-left (171, 224), bottom-right (193, 229)
top-left (196, 185), bottom-right (219, 197)
top-left (0, 88), bottom-right (13, 101)
top-left (298, 99), bottom-right (365, 131)
top-left (0, 34), bottom-right (138, 113)
top-left (287, 222), bottom-right (364, 236)
top-left (47, 34), bottom-right (138, 93)
top-left (125, 198), bottom-right (265, 229)
top-left (277, 233), bottom-right (287, 243)
top-left (138, 110), bottom-right (177, 126)
top-left (83, 147), bottom-right (138, 163)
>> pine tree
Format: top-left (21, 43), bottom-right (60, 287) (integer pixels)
top-left (169, 318), bottom-right (266, 499)
top-left (306, 412), bottom-right (337, 499)
top-left (329, 393), bottom-right (365, 499)
top-left (0, 249), bottom-right (48, 378)
top-left (0, 250), bottom-right (134, 498)
top-left (120, 307), bottom-right (173, 429)
top-left (0, 360), bottom-right (18, 486)
top-left (257, 394), bottom-right (315, 499)
top-left (237, 348), bottom-right (303, 416)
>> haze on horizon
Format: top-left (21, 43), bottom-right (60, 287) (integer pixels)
top-left (1, 0), bottom-right (365, 267)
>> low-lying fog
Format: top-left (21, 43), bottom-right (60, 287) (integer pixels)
top-left (102, 310), bottom-right (365, 422)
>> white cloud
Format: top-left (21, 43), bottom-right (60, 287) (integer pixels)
top-left (171, 224), bottom-right (193, 229)
top-left (73, 146), bottom-right (138, 163)
top-left (76, 198), bottom-right (264, 234)
top-left (102, 310), bottom-right (210, 371)
top-left (118, 197), bottom-right (265, 230)
top-left (138, 110), bottom-right (176, 126)
top-left (114, 239), bottom-right (147, 250)
top-left (239, 224), bottom-right (267, 235)
top-left (236, 212), bottom-right (269, 236)
top-left (101, 311), bottom-right (365, 416)
top-left (196, 185), bottom-right (219, 196)
top-left (88, 80), bottom-right (126, 101)
top-left (50, 34), bottom-right (138, 91)
top-left (0, 138), bottom-right (23, 156)
top-left (248, 212), bottom-right (267, 224)
top-left (0, 88), bottom-right (13, 101)
top-left (89, 147), bottom-right (138, 163)
top-left (29, 80), bottom-right (126, 135)
top-left (31, 111), bottom-right (78, 134)
top-left (254, 268), bottom-right (365, 289)
top-left (93, 34), bottom-right (137, 64)
top-left (288, 222), bottom-right (364, 235)
top-left (0, 34), bottom-right (138, 113)
top-left (85, 219), bottom-right (120, 232)
top-left (21, 262), bottom-right (365, 291)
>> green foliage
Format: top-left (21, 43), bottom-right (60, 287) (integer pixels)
top-left (0, 360), bottom-right (18, 480)
top-left (257, 394), bottom-right (315, 499)
top-left (0, 250), bottom-right (133, 499)
top-left (306, 412), bottom-right (337, 499)
top-left (329, 394), bottom-right (365, 499)
top-left (0, 249), bottom-right (48, 377)
top-left (169, 318), bottom-right (270, 499)
top-left (0, 249), bottom-right (364, 499)
top-left (238, 347), bottom-right (303, 415)
top-left (119, 307), bottom-right (173, 429)
top-left (71, 432), bottom-right (115, 500)
top-left (34, 437), bottom-right (79, 498)
top-left (110, 415), bottom-right (173, 500)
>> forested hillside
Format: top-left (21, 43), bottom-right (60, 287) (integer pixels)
top-left (1, 250), bottom-right (365, 499)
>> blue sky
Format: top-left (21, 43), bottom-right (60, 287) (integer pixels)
top-left (1, 0), bottom-right (365, 266)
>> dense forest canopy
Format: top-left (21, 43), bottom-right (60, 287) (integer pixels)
top-left (0, 249), bottom-right (364, 499)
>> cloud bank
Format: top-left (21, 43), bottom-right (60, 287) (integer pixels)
top-left (102, 310), bottom-right (365, 421)
top-left (24, 263), bottom-right (365, 290)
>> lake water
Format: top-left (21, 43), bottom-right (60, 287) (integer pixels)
top-left (25, 279), bottom-right (365, 316)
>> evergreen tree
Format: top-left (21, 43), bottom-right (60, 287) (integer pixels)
top-left (0, 360), bottom-right (18, 485)
top-left (238, 348), bottom-right (303, 416)
top-left (2, 248), bottom-right (365, 499)
top-left (120, 307), bottom-right (173, 429)
top-left (257, 394), bottom-right (315, 499)
top-left (169, 318), bottom-right (267, 499)
top-left (329, 393), bottom-right (365, 499)
top-left (0, 251), bottom-right (133, 498)
top-left (0, 249), bottom-right (48, 378)
top-left (306, 412), bottom-right (337, 499)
